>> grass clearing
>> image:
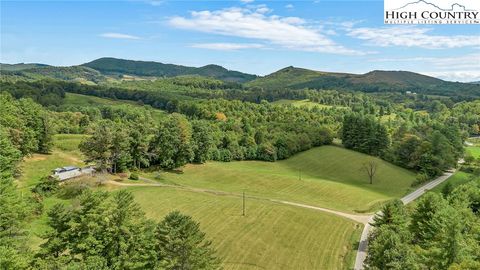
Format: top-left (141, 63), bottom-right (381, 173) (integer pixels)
top-left (272, 99), bottom-right (345, 109)
top-left (64, 93), bottom-right (139, 107)
top-left (125, 186), bottom-right (362, 270)
top-left (64, 93), bottom-right (166, 119)
top-left (466, 146), bottom-right (480, 158)
top-left (17, 134), bottom-right (87, 191)
top-left (144, 146), bottom-right (416, 213)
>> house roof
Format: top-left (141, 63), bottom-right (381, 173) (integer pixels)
top-left (63, 166), bottom-right (78, 171)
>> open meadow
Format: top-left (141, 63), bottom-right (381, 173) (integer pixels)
top-left (125, 186), bottom-right (362, 270)
top-left (143, 146), bottom-right (417, 213)
top-left (272, 99), bottom-right (345, 109)
top-left (63, 93), bottom-right (166, 119)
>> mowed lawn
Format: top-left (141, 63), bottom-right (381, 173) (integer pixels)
top-left (17, 134), bottom-right (87, 191)
top-left (127, 186), bottom-right (362, 270)
top-left (144, 146), bottom-right (416, 213)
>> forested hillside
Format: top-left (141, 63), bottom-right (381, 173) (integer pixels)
top-left (82, 57), bottom-right (258, 83)
top-left (247, 66), bottom-right (480, 100)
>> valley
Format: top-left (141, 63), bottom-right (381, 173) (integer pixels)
top-left (1, 58), bottom-right (479, 269)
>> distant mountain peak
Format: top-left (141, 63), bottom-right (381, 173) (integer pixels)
top-left (394, 0), bottom-right (473, 11)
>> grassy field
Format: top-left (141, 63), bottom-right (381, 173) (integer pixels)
top-left (272, 99), bottom-right (348, 109)
top-left (17, 134), bottom-right (87, 191)
top-left (125, 186), bottom-right (362, 270)
top-left (144, 146), bottom-right (416, 213)
top-left (19, 135), bottom-right (364, 269)
top-left (64, 93), bottom-right (166, 119)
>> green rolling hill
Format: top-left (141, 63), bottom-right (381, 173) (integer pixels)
top-left (0, 63), bottom-right (50, 71)
top-left (246, 66), bottom-right (480, 98)
top-left (82, 57), bottom-right (257, 83)
top-left (143, 145), bottom-right (417, 213)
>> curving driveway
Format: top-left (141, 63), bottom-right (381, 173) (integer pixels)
top-left (353, 171), bottom-right (456, 270)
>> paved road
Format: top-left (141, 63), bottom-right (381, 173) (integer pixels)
top-left (107, 178), bottom-right (371, 224)
top-left (353, 171), bottom-right (455, 270)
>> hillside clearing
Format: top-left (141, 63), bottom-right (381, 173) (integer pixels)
top-left (144, 146), bottom-right (416, 213)
top-left (63, 93), bottom-right (166, 119)
top-left (272, 99), bottom-right (341, 109)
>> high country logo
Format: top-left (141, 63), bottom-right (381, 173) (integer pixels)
top-left (384, 0), bottom-right (480, 24)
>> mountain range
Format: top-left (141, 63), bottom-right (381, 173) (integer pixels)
top-left (1, 57), bottom-right (479, 98)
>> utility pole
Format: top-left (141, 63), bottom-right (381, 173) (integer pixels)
top-left (242, 190), bottom-right (246, 216)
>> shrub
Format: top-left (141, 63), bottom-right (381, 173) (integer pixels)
top-left (412, 172), bottom-right (430, 187)
top-left (441, 182), bottom-right (454, 198)
top-left (31, 177), bottom-right (59, 197)
top-left (464, 154), bottom-right (475, 165)
top-left (58, 180), bottom-right (90, 199)
top-left (129, 173), bottom-right (139, 180)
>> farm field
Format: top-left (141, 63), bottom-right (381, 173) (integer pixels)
top-left (125, 186), bottom-right (362, 270)
top-left (143, 146), bottom-right (417, 213)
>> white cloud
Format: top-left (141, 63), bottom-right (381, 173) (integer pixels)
top-left (370, 53), bottom-right (480, 70)
top-left (240, 0), bottom-right (254, 3)
top-left (99, 32), bottom-right (141, 40)
top-left (423, 70), bottom-right (480, 82)
top-left (348, 26), bottom-right (480, 49)
top-left (285, 4), bottom-right (294, 9)
top-left (190, 43), bottom-right (264, 51)
top-left (369, 53), bottom-right (480, 82)
top-left (168, 6), bottom-right (364, 55)
top-left (146, 0), bottom-right (163, 6)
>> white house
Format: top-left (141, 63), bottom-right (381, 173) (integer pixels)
top-left (52, 166), bottom-right (95, 181)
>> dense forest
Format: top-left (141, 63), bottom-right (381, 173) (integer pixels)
top-left (365, 178), bottom-right (480, 269)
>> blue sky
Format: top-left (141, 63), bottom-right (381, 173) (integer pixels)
top-left (1, 0), bottom-right (479, 81)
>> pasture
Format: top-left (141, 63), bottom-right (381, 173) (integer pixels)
top-left (144, 146), bottom-right (416, 213)
top-left (126, 186), bottom-right (362, 270)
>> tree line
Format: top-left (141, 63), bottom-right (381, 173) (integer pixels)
top-left (365, 178), bottom-right (480, 269)
top-left (342, 113), bottom-right (463, 178)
